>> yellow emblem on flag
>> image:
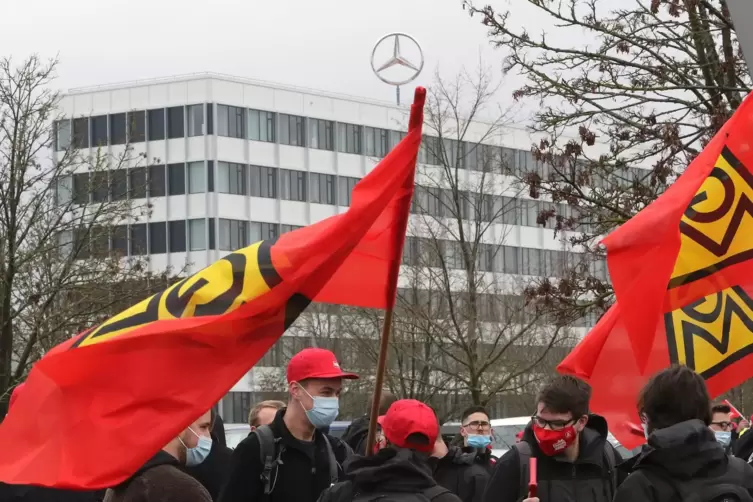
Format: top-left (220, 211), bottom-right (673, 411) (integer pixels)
top-left (73, 241), bottom-right (279, 348)
top-left (670, 147), bottom-right (753, 289)
top-left (665, 285), bottom-right (753, 378)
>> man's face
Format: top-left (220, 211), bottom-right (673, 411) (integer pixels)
top-left (533, 403), bottom-right (587, 433)
top-left (710, 411), bottom-right (733, 432)
top-left (253, 406), bottom-right (278, 429)
top-left (461, 412), bottom-right (491, 440)
top-left (177, 410), bottom-right (212, 463)
top-left (291, 378), bottom-right (343, 411)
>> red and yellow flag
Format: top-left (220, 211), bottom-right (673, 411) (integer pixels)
top-left (0, 88), bottom-right (426, 489)
top-left (559, 92), bottom-right (753, 448)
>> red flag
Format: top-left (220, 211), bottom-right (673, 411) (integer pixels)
top-left (0, 88), bottom-right (427, 489)
top-left (723, 399), bottom-right (743, 420)
top-left (559, 92), bottom-right (753, 449)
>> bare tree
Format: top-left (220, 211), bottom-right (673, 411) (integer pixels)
top-left (464, 0), bottom-right (752, 319)
top-left (0, 55), bottom-right (178, 417)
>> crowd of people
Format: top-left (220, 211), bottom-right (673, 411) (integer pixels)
top-left (3, 347), bottom-right (753, 501)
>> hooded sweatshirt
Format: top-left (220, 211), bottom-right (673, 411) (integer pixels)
top-left (482, 413), bottom-right (621, 502)
top-left (614, 419), bottom-right (753, 502)
top-left (432, 446), bottom-right (492, 502)
top-left (103, 451), bottom-right (212, 502)
top-left (318, 448), bottom-right (461, 502)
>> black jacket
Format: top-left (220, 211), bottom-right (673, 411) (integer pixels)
top-left (614, 419), bottom-right (753, 502)
top-left (0, 483), bottom-right (105, 502)
top-left (431, 446), bottom-right (492, 502)
top-left (733, 425), bottom-right (753, 463)
top-left (185, 434), bottom-right (233, 501)
top-left (342, 415), bottom-right (370, 455)
top-left (318, 448), bottom-right (462, 502)
top-left (218, 408), bottom-right (350, 502)
top-left (483, 414), bottom-right (622, 502)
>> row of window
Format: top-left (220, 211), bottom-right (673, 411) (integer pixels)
top-left (401, 236), bottom-right (609, 281)
top-left (63, 219), bottom-right (303, 259)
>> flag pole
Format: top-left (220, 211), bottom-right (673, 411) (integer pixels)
top-left (365, 86), bottom-right (426, 455)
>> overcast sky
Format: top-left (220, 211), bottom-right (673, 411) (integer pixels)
top-left (0, 0), bottom-right (537, 108)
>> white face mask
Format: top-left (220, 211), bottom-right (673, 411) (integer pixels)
top-left (642, 423), bottom-right (650, 440)
top-left (178, 427), bottom-right (212, 466)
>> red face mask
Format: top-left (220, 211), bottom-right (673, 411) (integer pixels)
top-left (532, 423), bottom-right (577, 456)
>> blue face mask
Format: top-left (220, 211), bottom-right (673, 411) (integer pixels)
top-left (715, 431), bottom-right (732, 447)
top-left (180, 427), bottom-right (212, 467)
top-left (299, 385), bottom-right (339, 428)
top-left (467, 434), bottom-right (492, 449)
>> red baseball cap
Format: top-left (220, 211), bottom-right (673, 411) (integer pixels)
top-left (377, 399), bottom-right (438, 453)
top-left (287, 348), bottom-right (358, 383)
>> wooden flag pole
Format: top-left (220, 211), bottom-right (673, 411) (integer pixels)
top-left (365, 87), bottom-right (426, 455)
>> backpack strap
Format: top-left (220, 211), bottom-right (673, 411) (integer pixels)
top-left (602, 442), bottom-right (618, 497)
top-left (254, 425), bottom-right (283, 498)
top-left (513, 441), bottom-right (532, 500)
top-left (321, 434), bottom-right (340, 487)
top-left (422, 485), bottom-right (452, 500)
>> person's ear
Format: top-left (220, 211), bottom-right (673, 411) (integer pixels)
top-left (576, 415), bottom-right (588, 433)
top-left (460, 426), bottom-right (468, 438)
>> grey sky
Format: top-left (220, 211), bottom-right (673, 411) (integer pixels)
top-left (0, 0), bottom-right (524, 104)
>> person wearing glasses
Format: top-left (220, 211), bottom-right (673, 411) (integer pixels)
top-left (482, 376), bottom-right (621, 502)
top-left (709, 402), bottom-right (735, 453)
top-left (432, 406), bottom-right (494, 502)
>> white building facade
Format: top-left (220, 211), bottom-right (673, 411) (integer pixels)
top-left (55, 73), bottom-right (609, 422)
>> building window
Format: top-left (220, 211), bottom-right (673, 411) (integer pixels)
top-left (250, 221), bottom-right (279, 242)
top-left (149, 222), bottom-right (167, 254)
top-left (280, 224), bottom-right (303, 234)
top-left (167, 163), bottom-right (185, 196)
top-left (189, 219), bottom-right (206, 251)
top-left (280, 169), bottom-right (307, 202)
top-left (72, 118), bottom-right (89, 149)
top-left (308, 118), bottom-right (334, 150)
top-left (110, 113), bottom-right (126, 145)
top-left (129, 167), bottom-right (146, 199)
top-left (147, 109), bottom-right (165, 141)
top-left (217, 162), bottom-right (247, 195)
top-left (250, 165), bottom-right (277, 198)
top-left (55, 120), bottom-right (71, 151)
top-left (279, 114), bottom-right (305, 147)
top-left (111, 169), bottom-right (127, 201)
top-left (219, 219), bottom-right (248, 251)
top-left (169, 220), bottom-right (186, 252)
top-left (206, 104), bottom-right (214, 135)
top-left (55, 175), bottom-right (72, 205)
top-left (187, 162), bottom-right (205, 194)
top-left (90, 172), bottom-right (109, 202)
top-left (128, 111), bottom-right (145, 143)
top-left (364, 127), bottom-right (389, 157)
top-left (112, 225), bottom-right (128, 256)
top-left (337, 123), bottom-right (362, 154)
top-left (187, 104), bottom-right (204, 137)
top-left (337, 176), bottom-right (359, 206)
top-left (167, 106), bottom-right (184, 139)
top-left (217, 104), bottom-right (245, 139)
top-left (310, 172), bottom-right (336, 205)
top-left (91, 115), bottom-right (108, 146)
top-left (72, 173), bottom-right (89, 204)
top-left (208, 160), bottom-right (215, 192)
top-left (248, 109), bottom-right (275, 142)
top-left (130, 224), bottom-right (148, 256)
top-left (149, 165), bottom-right (166, 197)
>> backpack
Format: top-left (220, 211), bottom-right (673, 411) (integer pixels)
top-left (639, 458), bottom-right (753, 502)
top-left (319, 480), bottom-right (452, 502)
top-left (513, 440), bottom-right (618, 500)
top-left (255, 424), bottom-right (352, 500)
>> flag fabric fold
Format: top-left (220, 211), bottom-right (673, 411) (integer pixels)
top-left (0, 87), bottom-right (427, 489)
top-left (559, 91), bottom-right (753, 449)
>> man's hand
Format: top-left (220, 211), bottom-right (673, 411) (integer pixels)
top-left (522, 498), bottom-right (540, 502)
top-left (740, 418), bottom-right (750, 430)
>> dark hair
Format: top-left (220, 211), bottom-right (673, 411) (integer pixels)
top-left (461, 405), bottom-right (490, 424)
top-left (536, 375), bottom-right (591, 418)
top-left (711, 402), bottom-right (732, 415)
top-left (375, 391), bottom-right (398, 415)
top-left (638, 365), bottom-right (711, 431)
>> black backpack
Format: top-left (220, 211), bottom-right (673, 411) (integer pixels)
top-left (255, 424), bottom-right (352, 500)
top-left (513, 440), bottom-right (618, 500)
top-left (639, 458), bottom-right (753, 502)
top-left (318, 480), bottom-right (452, 502)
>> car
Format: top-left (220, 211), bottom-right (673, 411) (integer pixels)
top-left (224, 422), bottom-right (251, 449)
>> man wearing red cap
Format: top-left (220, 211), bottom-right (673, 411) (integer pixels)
top-left (219, 348), bottom-right (357, 502)
top-left (317, 399), bottom-right (461, 502)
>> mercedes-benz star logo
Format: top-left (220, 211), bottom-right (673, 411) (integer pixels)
top-left (370, 33), bottom-right (424, 87)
